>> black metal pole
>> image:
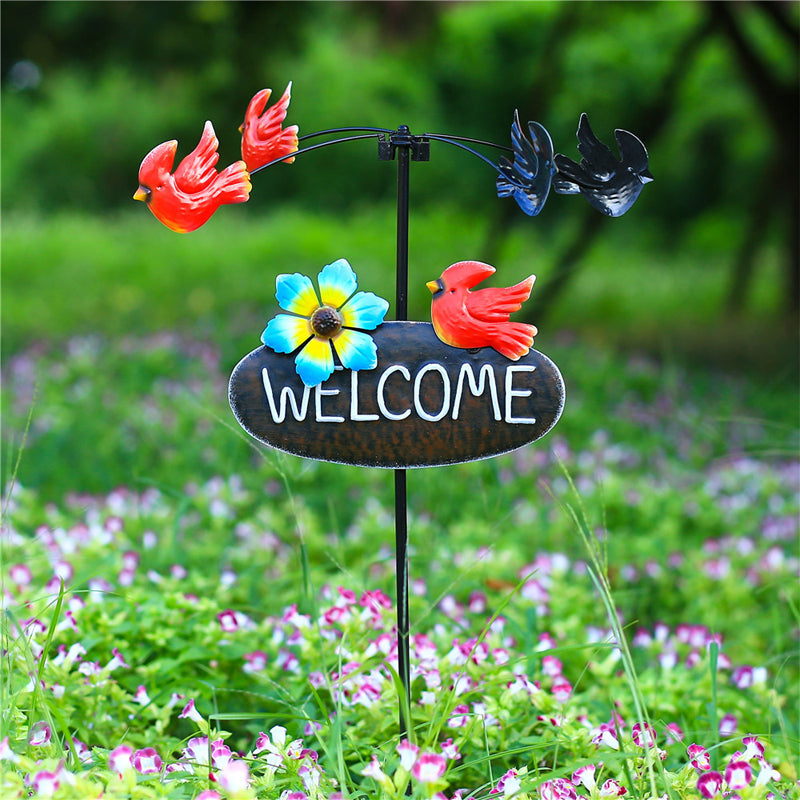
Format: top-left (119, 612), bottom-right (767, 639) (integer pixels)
top-left (394, 127), bottom-right (412, 740)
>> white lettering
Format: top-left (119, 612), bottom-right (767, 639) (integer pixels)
top-left (414, 364), bottom-right (450, 422)
top-left (315, 383), bottom-right (344, 423)
top-left (452, 363), bottom-right (501, 421)
top-left (350, 370), bottom-right (379, 421)
top-left (504, 365), bottom-right (537, 424)
top-left (377, 365), bottom-right (411, 420)
top-left (262, 368), bottom-right (311, 422)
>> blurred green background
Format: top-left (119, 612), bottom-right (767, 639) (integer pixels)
top-left (2, 0), bottom-right (798, 373)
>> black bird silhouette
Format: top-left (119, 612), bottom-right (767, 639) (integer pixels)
top-left (553, 113), bottom-right (653, 217)
top-left (496, 109), bottom-right (555, 217)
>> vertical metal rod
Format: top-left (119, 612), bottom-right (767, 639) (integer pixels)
top-left (394, 129), bottom-right (412, 739)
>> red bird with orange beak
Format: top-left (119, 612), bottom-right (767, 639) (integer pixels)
top-left (240, 83), bottom-right (299, 172)
top-left (427, 261), bottom-right (537, 361)
top-left (134, 120), bottom-right (251, 233)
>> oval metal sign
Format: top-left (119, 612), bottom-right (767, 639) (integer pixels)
top-left (229, 321), bottom-right (565, 468)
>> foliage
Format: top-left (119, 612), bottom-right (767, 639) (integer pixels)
top-left (2, 1), bottom-right (798, 316)
top-left (2, 335), bottom-right (798, 798)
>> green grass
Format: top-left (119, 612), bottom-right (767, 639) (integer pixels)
top-left (1, 208), bottom-right (798, 798)
top-left (3, 208), bottom-right (796, 378)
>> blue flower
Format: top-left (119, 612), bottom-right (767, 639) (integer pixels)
top-left (262, 259), bottom-right (389, 387)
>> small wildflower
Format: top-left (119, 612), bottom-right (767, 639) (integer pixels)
top-left (697, 771), bottom-right (724, 798)
top-left (134, 685), bottom-right (151, 705)
top-left (217, 759), bottom-right (250, 792)
top-left (106, 646), bottom-right (129, 671)
top-left (32, 770), bottom-right (60, 796)
top-left (133, 747), bottom-right (162, 774)
top-left (0, 737), bottom-right (19, 763)
top-left (243, 650), bottom-right (268, 673)
top-left (599, 778), bottom-right (627, 796)
top-left (688, 744), bottom-right (711, 770)
top-left (492, 768), bottom-right (521, 797)
top-left (665, 722), bottom-right (685, 743)
top-left (540, 777), bottom-right (577, 799)
top-left (572, 764), bottom-right (597, 791)
top-left (724, 760), bottom-right (752, 790)
top-left (741, 735), bottom-right (765, 762)
top-left (440, 738), bottom-right (461, 761)
top-left (718, 713), bottom-right (737, 736)
top-left (631, 721), bottom-right (657, 748)
top-left (179, 698), bottom-right (204, 723)
top-left (108, 745), bottom-right (133, 774)
top-left (9, 563), bottom-right (32, 587)
top-left (28, 720), bottom-right (52, 746)
top-left (412, 751), bottom-right (447, 783)
top-left (397, 738), bottom-right (419, 771)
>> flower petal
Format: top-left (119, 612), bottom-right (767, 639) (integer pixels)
top-left (295, 337), bottom-right (334, 386)
top-left (262, 314), bottom-right (311, 354)
top-left (333, 329), bottom-right (378, 371)
top-left (318, 259), bottom-right (357, 309)
top-left (340, 291), bottom-right (389, 330)
top-left (276, 273), bottom-right (320, 316)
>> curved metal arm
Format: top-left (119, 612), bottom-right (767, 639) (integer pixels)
top-left (249, 132), bottom-right (384, 175)
top-left (251, 125), bottom-right (516, 183)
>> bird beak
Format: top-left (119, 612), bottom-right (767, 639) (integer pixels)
top-left (640, 169), bottom-right (654, 184)
top-left (238, 123), bottom-right (244, 133)
top-left (133, 186), bottom-right (151, 202)
top-left (426, 279), bottom-right (443, 295)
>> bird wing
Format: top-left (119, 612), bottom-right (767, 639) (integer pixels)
top-left (173, 121), bottom-right (221, 193)
top-left (496, 110), bottom-right (555, 216)
top-left (615, 128), bottom-right (650, 175)
top-left (254, 83), bottom-right (292, 141)
top-left (465, 275), bottom-right (535, 323)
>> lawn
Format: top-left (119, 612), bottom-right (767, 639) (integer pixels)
top-left (1, 232), bottom-right (797, 798)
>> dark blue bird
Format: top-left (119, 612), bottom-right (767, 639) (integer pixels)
top-left (496, 110), bottom-right (556, 217)
top-left (553, 113), bottom-right (653, 217)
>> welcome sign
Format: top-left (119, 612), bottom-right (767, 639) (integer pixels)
top-left (229, 321), bottom-right (565, 468)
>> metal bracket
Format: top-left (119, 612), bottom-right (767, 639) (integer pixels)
top-left (378, 125), bottom-right (430, 162)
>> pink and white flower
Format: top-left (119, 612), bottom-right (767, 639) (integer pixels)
top-left (688, 743), bottom-right (711, 770)
top-left (631, 721), bottom-right (657, 748)
top-left (724, 760), bottom-right (752, 790)
top-left (718, 713), bottom-right (737, 736)
top-left (179, 698), bottom-right (204, 723)
top-left (697, 771), bottom-right (723, 798)
top-left (108, 744), bottom-right (133, 774)
top-left (243, 650), bottom-right (268, 673)
top-left (599, 778), bottom-right (627, 796)
top-left (133, 747), bottom-right (162, 774)
top-left (539, 777), bottom-right (577, 799)
top-left (396, 738), bottom-right (419, 771)
top-left (217, 758), bottom-right (250, 792)
top-left (412, 751), bottom-right (447, 783)
top-left (31, 770), bottom-right (60, 796)
top-left (572, 764), bottom-right (596, 791)
top-left (491, 768), bottom-right (521, 797)
top-left (440, 738), bottom-right (461, 761)
top-left (28, 720), bottom-right (51, 746)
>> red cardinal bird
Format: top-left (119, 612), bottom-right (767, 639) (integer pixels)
top-left (134, 121), bottom-right (251, 233)
top-left (426, 261), bottom-right (537, 360)
top-left (240, 83), bottom-right (299, 172)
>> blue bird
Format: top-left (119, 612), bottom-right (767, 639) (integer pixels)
top-left (553, 113), bottom-right (653, 217)
top-left (496, 110), bottom-right (556, 217)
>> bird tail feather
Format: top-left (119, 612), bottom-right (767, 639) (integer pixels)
top-left (491, 322), bottom-right (537, 361)
top-left (213, 161), bottom-right (252, 205)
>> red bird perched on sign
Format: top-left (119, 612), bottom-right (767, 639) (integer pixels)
top-left (133, 120), bottom-right (251, 233)
top-left (426, 261), bottom-right (537, 361)
top-left (240, 83), bottom-right (299, 172)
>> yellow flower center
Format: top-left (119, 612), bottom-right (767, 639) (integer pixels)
top-left (310, 305), bottom-right (343, 339)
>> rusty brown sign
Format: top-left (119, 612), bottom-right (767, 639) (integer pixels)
top-left (229, 321), bottom-right (565, 468)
